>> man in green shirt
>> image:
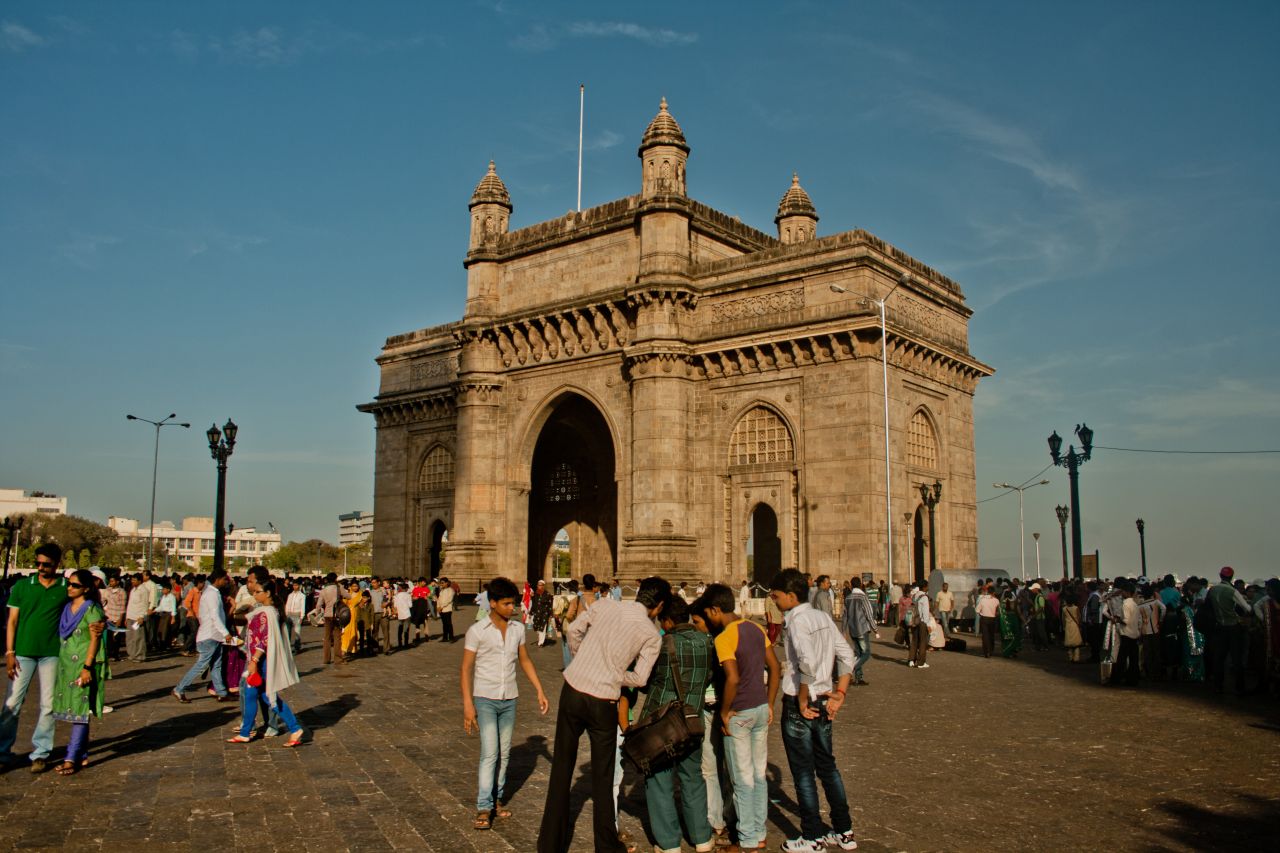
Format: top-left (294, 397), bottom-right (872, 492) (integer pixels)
top-left (1, 543), bottom-right (86, 772)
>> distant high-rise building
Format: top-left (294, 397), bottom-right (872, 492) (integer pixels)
top-left (339, 511), bottom-right (374, 546)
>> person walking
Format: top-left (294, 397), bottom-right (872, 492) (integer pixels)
top-left (811, 576), bottom-right (833, 618)
top-left (124, 575), bottom-right (150, 663)
top-left (841, 577), bottom-right (878, 686)
top-left (226, 574), bottom-right (305, 746)
top-left (1109, 581), bottom-right (1141, 687)
top-left (642, 597), bottom-right (718, 853)
top-left (1206, 566), bottom-right (1252, 694)
top-left (318, 573), bottom-right (341, 664)
top-left (172, 568), bottom-right (233, 703)
top-left (908, 580), bottom-right (933, 669)
top-left (768, 569), bottom-right (858, 852)
top-left (285, 580), bottom-right (306, 654)
top-left (529, 580), bottom-right (554, 647)
top-left (438, 576), bottom-right (457, 643)
top-left (50, 569), bottom-right (110, 775)
top-left (394, 583), bottom-right (413, 649)
top-left (537, 576), bottom-right (669, 853)
top-left (976, 585), bottom-right (1000, 658)
top-left (102, 574), bottom-right (127, 662)
top-left (461, 577), bottom-right (549, 830)
top-left (935, 583), bottom-right (954, 635)
top-left (703, 583), bottom-right (780, 853)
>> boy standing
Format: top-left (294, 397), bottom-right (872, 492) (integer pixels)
top-left (703, 583), bottom-right (780, 853)
top-left (461, 576), bottom-right (549, 830)
top-left (768, 569), bottom-right (857, 852)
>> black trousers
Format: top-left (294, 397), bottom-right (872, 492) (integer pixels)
top-left (538, 683), bottom-right (623, 853)
top-left (1087, 623), bottom-right (1105, 662)
top-left (980, 616), bottom-right (998, 657)
top-left (440, 612), bottom-right (454, 642)
top-left (1111, 635), bottom-right (1141, 685)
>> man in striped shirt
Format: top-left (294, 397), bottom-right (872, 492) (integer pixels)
top-left (538, 576), bottom-right (670, 853)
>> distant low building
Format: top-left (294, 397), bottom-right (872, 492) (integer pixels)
top-left (339, 511), bottom-right (374, 546)
top-left (108, 515), bottom-right (281, 569)
top-left (0, 488), bottom-right (67, 518)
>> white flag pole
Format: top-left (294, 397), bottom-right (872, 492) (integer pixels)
top-left (577, 84), bottom-right (584, 212)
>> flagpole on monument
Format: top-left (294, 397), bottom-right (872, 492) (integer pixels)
top-left (577, 84), bottom-right (584, 212)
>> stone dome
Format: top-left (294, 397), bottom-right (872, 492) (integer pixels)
top-left (775, 173), bottom-right (818, 223)
top-left (638, 97), bottom-right (690, 154)
top-left (469, 161), bottom-right (512, 210)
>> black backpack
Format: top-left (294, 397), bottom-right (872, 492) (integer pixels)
top-left (335, 601), bottom-right (352, 629)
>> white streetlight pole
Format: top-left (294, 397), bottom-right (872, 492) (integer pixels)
top-left (1033, 532), bottom-right (1041, 578)
top-left (992, 480), bottom-right (1050, 582)
top-left (127, 413), bottom-right (190, 575)
top-left (831, 274), bottom-right (909, 588)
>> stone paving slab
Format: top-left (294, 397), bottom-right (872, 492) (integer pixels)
top-left (1, 614), bottom-right (1277, 852)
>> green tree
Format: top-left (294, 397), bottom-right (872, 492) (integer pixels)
top-left (19, 513), bottom-right (117, 561)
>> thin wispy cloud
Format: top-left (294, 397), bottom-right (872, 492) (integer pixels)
top-left (58, 233), bottom-right (120, 269)
top-left (2, 20), bottom-right (46, 52)
top-left (167, 24), bottom-right (430, 67)
top-left (513, 20), bottom-right (697, 52)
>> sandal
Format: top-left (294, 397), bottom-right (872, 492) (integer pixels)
top-left (283, 730), bottom-right (305, 748)
top-left (473, 811), bottom-right (492, 830)
top-left (225, 735), bottom-right (255, 744)
top-left (172, 691), bottom-right (191, 704)
top-left (55, 760), bottom-right (78, 776)
top-left (494, 805), bottom-right (512, 819)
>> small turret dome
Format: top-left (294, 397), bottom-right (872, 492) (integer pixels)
top-left (775, 173), bottom-right (817, 223)
top-left (469, 161), bottom-right (512, 210)
top-left (638, 97), bottom-right (690, 155)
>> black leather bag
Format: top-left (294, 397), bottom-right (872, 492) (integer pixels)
top-left (622, 634), bottom-right (704, 776)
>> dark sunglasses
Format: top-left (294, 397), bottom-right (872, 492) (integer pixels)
top-left (36, 561), bottom-right (56, 568)
top-left (68, 582), bottom-right (85, 589)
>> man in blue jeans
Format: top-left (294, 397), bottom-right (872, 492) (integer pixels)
top-left (841, 577), bottom-right (879, 686)
top-left (172, 567), bottom-right (234, 703)
top-left (769, 569), bottom-right (858, 852)
top-left (1, 544), bottom-right (100, 772)
top-left (461, 576), bottom-right (548, 830)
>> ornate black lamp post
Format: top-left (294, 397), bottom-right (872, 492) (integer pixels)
top-left (206, 419), bottom-right (238, 574)
top-left (1, 515), bottom-right (24, 580)
top-left (1048, 424), bottom-right (1093, 580)
top-left (917, 480), bottom-right (942, 576)
top-left (1136, 518), bottom-right (1147, 578)
top-left (1055, 505), bottom-right (1069, 581)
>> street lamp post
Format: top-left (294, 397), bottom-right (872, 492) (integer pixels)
top-left (831, 273), bottom-right (910, 587)
top-left (127, 413), bottom-right (190, 576)
top-left (1055, 505), bottom-right (1069, 581)
top-left (917, 480), bottom-right (942, 577)
top-left (206, 419), bottom-right (238, 575)
top-left (1136, 518), bottom-right (1147, 578)
top-left (1048, 424), bottom-right (1094, 580)
top-left (991, 479), bottom-right (1051, 581)
top-left (1032, 532), bottom-right (1041, 579)
top-left (1, 516), bottom-right (24, 581)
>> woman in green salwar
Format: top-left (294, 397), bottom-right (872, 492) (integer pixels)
top-left (51, 569), bottom-right (110, 775)
top-left (998, 597), bottom-right (1022, 658)
top-left (1177, 580), bottom-right (1205, 682)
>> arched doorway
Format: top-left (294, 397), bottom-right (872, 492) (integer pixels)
top-left (527, 394), bottom-right (617, 587)
top-left (913, 505), bottom-right (926, 583)
top-left (427, 521), bottom-right (448, 579)
top-left (550, 527), bottom-right (572, 580)
top-left (749, 503), bottom-right (781, 589)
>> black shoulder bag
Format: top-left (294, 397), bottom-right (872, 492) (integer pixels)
top-left (622, 634), bottom-right (704, 777)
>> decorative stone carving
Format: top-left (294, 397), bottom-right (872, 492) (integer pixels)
top-left (711, 287), bottom-right (804, 324)
top-left (410, 356), bottom-right (459, 385)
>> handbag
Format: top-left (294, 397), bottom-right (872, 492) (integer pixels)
top-left (622, 634), bottom-right (704, 776)
top-left (893, 623), bottom-right (908, 646)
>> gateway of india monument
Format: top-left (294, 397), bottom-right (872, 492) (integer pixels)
top-left (360, 99), bottom-right (993, 590)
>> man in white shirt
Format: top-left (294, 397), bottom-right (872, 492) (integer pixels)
top-left (124, 575), bottom-right (151, 663)
top-left (976, 585), bottom-right (1000, 658)
top-left (285, 580), bottom-right (307, 653)
top-left (769, 569), bottom-right (858, 852)
top-left (438, 577), bottom-right (457, 642)
top-left (908, 580), bottom-right (934, 669)
top-left (461, 577), bottom-right (548, 830)
top-left (1109, 580), bottom-right (1142, 687)
top-left (172, 568), bottom-right (233, 702)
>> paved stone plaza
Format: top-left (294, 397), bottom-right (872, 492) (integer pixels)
top-left (0, 612), bottom-right (1276, 852)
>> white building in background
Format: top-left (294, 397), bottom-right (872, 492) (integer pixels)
top-left (339, 511), bottom-right (374, 546)
top-left (0, 488), bottom-right (68, 518)
top-left (108, 516), bottom-right (281, 569)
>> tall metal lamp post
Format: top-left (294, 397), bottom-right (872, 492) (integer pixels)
top-left (831, 273), bottom-right (910, 587)
top-left (917, 480), bottom-right (942, 576)
top-left (1, 516), bottom-right (23, 580)
top-left (1032, 532), bottom-right (1041, 579)
top-left (1136, 518), bottom-right (1147, 578)
top-left (991, 479), bottom-right (1051, 581)
top-left (127, 413), bottom-right (190, 576)
top-left (206, 419), bottom-right (238, 574)
top-left (1048, 423), bottom-right (1093, 579)
top-left (1055, 505), bottom-right (1069, 580)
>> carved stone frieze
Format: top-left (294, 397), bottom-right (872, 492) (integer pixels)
top-left (410, 356), bottom-right (459, 385)
top-left (357, 390), bottom-right (456, 428)
top-left (486, 297), bottom-right (637, 369)
top-left (710, 287), bottom-right (804, 324)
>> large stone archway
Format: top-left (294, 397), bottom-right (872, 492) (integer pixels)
top-left (526, 393), bottom-right (617, 586)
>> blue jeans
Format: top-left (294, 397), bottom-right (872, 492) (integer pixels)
top-left (780, 695), bottom-right (851, 841)
top-left (239, 661), bottom-right (301, 737)
top-left (852, 633), bottom-right (872, 682)
top-left (723, 703), bottom-right (770, 848)
top-left (701, 708), bottom-right (732, 831)
top-left (0, 655), bottom-right (58, 761)
top-left (475, 696), bottom-right (517, 811)
top-left (939, 612), bottom-right (951, 633)
top-left (174, 639), bottom-right (227, 697)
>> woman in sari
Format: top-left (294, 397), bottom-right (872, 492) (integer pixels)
top-left (227, 578), bottom-right (304, 746)
top-left (1061, 596), bottom-right (1086, 663)
top-left (998, 597), bottom-right (1022, 658)
top-left (1178, 580), bottom-right (1206, 682)
top-left (341, 581), bottom-right (362, 658)
top-left (51, 569), bottom-right (110, 775)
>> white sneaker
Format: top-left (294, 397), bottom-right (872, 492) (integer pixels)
top-left (782, 838), bottom-right (822, 853)
top-left (102, 705), bottom-right (114, 714)
top-left (908, 661), bottom-right (916, 667)
top-left (919, 663), bottom-right (930, 669)
top-left (823, 830), bottom-right (858, 850)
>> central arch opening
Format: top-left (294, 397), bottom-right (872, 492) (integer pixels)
top-left (749, 503), bottom-right (781, 589)
top-left (527, 394), bottom-right (617, 587)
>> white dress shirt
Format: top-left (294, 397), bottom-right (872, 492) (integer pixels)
top-left (195, 584), bottom-right (230, 643)
top-left (285, 591), bottom-right (306, 618)
top-left (394, 591), bottom-right (412, 620)
top-left (781, 602), bottom-right (854, 698)
top-left (125, 585), bottom-right (150, 622)
top-left (464, 618), bottom-right (527, 700)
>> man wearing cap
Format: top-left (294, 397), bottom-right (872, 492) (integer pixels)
top-left (1207, 567), bottom-right (1252, 694)
top-left (1029, 584), bottom-right (1049, 651)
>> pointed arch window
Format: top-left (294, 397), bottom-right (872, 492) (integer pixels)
top-left (729, 406), bottom-right (795, 467)
top-left (418, 446), bottom-right (455, 493)
top-left (908, 410), bottom-right (939, 470)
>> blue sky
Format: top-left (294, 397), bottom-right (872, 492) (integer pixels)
top-left (2, 2), bottom-right (1277, 577)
